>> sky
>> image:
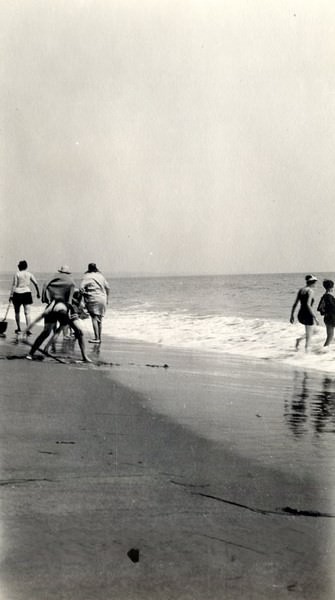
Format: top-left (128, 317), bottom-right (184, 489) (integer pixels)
top-left (1, 0), bottom-right (335, 275)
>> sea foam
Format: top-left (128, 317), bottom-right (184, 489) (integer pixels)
top-left (85, 309), bottom-right (335, 375)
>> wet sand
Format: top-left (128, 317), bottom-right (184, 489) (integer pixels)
top-left (0, 331), bottom-right (334, 599)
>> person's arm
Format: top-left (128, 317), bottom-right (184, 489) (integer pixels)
top-left (9, 274), bottom-right (17, 301)
top-left (41, 282), bottom-right (50, 304)
top-left (104, 279), bottom-right (110, 303)
top-left (306, 290), bottom-right (319, 325)
top-left (79, 279), bottom-right (85, 295)
top-left (290, 291), bottom-right (300, 323)
top-left (317, 294), bottom-right (326, 316)
top-left (30, 274), bottom-right (40, 299)
top-left (67, 284), bottom-right (75, 306)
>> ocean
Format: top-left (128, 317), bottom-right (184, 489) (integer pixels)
top-left (1, 271), bottom-right (335, 374)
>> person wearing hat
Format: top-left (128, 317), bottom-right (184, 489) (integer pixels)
top-left (40, 265), bottom-right (73, 304)
top-left (290, 275), bottom-right (319, 351)
top-left (317, 279), bottom-right (335, 347)
top-left (25, 266), bottom-right (91, 362)
top-left (80, 263), bottom-right (110, 344)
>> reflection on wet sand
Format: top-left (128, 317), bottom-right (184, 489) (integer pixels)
top-left (312, 377), bottom-right (335, 434)
top-left (57, 336), bottom-right (101, 359)
top-left (90, 343), bottom-right (101, 358)
top-left (285, 371), bottom-right (335, 436)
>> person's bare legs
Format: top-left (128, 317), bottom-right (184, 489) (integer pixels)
top-left (44, 324), bottom-right (64, 353)
top-left (295, 334), bottom-right (305, 350)
top-left (296, 325), bottom-right (316, 352)
top-left (23, 304), bottom-right (30, 328)
top-left (62, 325), bottom-right (71, 339)
top-left (23, 305), bottom-right (31, 329)
top-left (97, 317), bottom-right (102, 342)
top-left (71, 319), bottom-right (91, 362)
top-left (90, 315), bottom-right (100, 342)
top-left (324, 324), bottom-right (334, 346)
top-left (304, 325), bottom-right (315, 352)
top-left (14, 308), bottom-right (21, 332)
top-left (27, 322), bottom-right (54, 358)
top-left (24, 307), bottom-right (51, 335)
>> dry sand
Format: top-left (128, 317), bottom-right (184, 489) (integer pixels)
top-left (0, 332), bottom-right (334, 599)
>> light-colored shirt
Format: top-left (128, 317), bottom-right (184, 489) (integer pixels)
top-left (11, 271), bottom-right (37, 294)
top-left (80, 272), bottom-right (109, 300)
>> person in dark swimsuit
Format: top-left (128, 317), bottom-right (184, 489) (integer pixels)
top-left (317, 279), bottom-right (335, 346)
top-left (290, 274), bottom-right (318, 351)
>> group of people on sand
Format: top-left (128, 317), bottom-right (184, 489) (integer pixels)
top-left (290, 274), bottom-right (335, 352)
top-left (9, 261), bottom-right (110, 362)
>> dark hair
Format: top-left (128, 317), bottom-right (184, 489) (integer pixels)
top-left (323, 279), bottom-right (334, 291)
top-left (86, 262), bottom-right (99, 273)
top-left (18, 260), bottom-right (28, 271)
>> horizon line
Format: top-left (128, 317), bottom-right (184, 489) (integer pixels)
top-left (0, 269), bottom-right (334, 278)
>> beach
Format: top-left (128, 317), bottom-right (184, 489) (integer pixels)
top-left (0, 328), bottom-right (334, 600)
top-left (2, 0), bottom-right (335, 595)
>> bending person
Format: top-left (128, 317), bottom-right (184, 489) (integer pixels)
top-left (25, 265), bottom-right (91, 362)
top-left (290, 274), bottom-right (318, 352)
top-left (80, 263), bottom-right (110, 344)
top-left (26, 301), bottom-right (90, 362)
top-left (9, 260), bottom-right (40, 334)
top-left (44, 289), bottom-right (88, 353)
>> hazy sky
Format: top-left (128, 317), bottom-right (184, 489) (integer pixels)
top-left (1, 0), bottom-right (335, 275)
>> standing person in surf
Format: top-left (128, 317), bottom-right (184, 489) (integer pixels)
top-left (80, 263), bottom-right (110, 345)
top-left (317, 279), bottom-right (335, 347)
top-left (290, 274), bottom-right (319, 352)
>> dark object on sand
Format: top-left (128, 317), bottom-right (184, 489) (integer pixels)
top-left (127, 548), bottom-right (139, 563)
top-left (281, 506), bottom-right (335, 518)
top-left (0, 302), bottom-right (11, 334)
